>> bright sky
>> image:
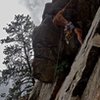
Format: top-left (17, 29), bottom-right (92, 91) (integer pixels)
top-left (0, 0), bottom-right (30, 71)
top-left (0, 0), bottom-right (51, 72)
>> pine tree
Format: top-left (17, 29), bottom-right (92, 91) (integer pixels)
top-left (0, 14), bottom-right (35, 99)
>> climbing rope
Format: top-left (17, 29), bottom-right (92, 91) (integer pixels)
top-left (54, 0), bottom-right (74, 78)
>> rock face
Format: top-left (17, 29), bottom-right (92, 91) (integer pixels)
top-left (32, 18), bottom-right (61, 83)
top-left (55, 7), bottom-right (100, 100)
top-left (82, 56), bottom-right (100, 100)
top-left (32, 0), bottom-right (81, 83)
top-left (29, 0), bottom-right (100, 100)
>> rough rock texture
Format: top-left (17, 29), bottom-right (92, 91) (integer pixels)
top-left (32, 0), bottom-right (81, 83)
top-left (29, 0), bottom-right (100, 100)
top-left (81, 58), bottom-right (100, 100)
top-left (55, 7), bottom-right (100, 100)
top-left (29, 7), bottom-right (100, 100)
top-left (28, 81), bottom-right (42, 100)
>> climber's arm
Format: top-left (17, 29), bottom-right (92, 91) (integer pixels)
top-left (53, 8), bottom-right (69, 27)
top-left (74, 28), bottom-right (83, 45)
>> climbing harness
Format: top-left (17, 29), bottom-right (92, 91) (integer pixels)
top-left (64, 22), bottom-right (75, 44)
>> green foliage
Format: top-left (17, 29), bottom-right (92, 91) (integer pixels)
top-left (57, 60), bottom-right (69, 74)
top-left (0, 14), bottom-right (35, 99)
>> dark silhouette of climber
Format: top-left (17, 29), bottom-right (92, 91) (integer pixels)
top-left (53, 6), bottom-right (83, 45)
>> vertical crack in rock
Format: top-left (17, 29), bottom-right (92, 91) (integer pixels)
top-left (66, 71), bottom-right (78, 92)
top-left (72, 46), bottom-right (100, 97)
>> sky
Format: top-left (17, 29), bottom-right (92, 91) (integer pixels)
top-left (0, 0), bottom-right (30, 71)
top-left (21, 0), bottom-right (51, 24)
top-left (0, 0), bottom-right (52, 98)
top-left (0, 0), bottom-right (51, 72)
